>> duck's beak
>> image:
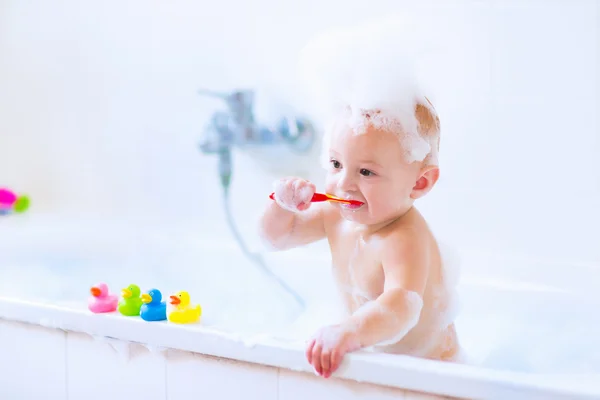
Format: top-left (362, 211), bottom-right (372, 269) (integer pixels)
top-left (169, 295), bottom-right (180, 305)
top-left (121, 288), bottom-right (132, 299)
top-left (90, 287), bottom-right (101, 297)
top-left (141, 293), bottom-right (152, 304)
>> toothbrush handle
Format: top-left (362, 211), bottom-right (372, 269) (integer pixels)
top-left (310, 193), bottom-right (330, 202)
top-left (268, 192), bottom-right (329, 203)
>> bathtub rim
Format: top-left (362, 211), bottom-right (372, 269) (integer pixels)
top-left (0, 296), bottom-right (597, 400)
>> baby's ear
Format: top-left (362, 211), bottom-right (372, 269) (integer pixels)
top-left (410, 166), bottom-right (440, 199)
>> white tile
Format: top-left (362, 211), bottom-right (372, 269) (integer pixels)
top-left (278, 369), bottom-right (406, 400)
top-left (66, 332), bottom-right (166, 400)
top-left (166, 350), bottom-right (278, 400)
top-left (0, 320), bottom-right (67, 399)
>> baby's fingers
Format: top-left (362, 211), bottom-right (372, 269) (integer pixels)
top-left (296, 201), bottom-right (310, 211)
top-left (311, 343), bottom-right (324, 376)
top-left (329, 349), bottom-right (343, 377)
top-left (321, 349), bottom-right (331, 378)
top-left (294, 180), bottom-right (315, 206)
top-left (305, 338), bottom-right (316, 365)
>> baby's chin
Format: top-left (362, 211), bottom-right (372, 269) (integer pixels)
top-left (337, 203), bottom-right (372, 223)
top-left (338, 204), bottom-right (403, 227)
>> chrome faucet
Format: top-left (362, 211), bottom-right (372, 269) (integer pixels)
top-left (196, 88), bottom-right (311, 310)
top-left (197, 88), bottom-right (315, 189)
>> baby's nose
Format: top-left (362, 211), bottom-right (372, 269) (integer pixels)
top-left (337, 172), bottom-right (358, 192)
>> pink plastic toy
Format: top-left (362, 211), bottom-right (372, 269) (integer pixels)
top-left (88, 283), bottom-right (118, 313)
top-left (0, 188), bottom-right (30, 214)
top-left (0, 189), bottom-right (17, 206)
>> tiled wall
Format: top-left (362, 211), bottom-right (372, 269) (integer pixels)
top-left (0, 1), bottom-right (598, 264)
top-left (0, 320), bottom-right (456, 399)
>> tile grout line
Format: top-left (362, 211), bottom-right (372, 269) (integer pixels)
top-left (276, 367), bottom-right (280, 400)
top-left (64, 331), bottom-right (69, 400)
top-left (164, 351), bottom-right (169, 400)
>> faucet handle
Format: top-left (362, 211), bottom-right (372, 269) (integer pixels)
top-left (197, 88), bottom-right (228, 99)
top-left (197, 88), bottom-right (255, 126)
top-left (197, 88), bottom-right (254, 109)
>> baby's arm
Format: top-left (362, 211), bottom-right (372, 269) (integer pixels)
top-left (306, 231), bottom-right (428, 378)
top-left (259, 177), bottom-right (327, 250)
top-left (344, 233), bottom-right (428, 347)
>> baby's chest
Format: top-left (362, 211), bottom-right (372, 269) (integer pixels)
top-left (329, 237), bottom-right (385, 296)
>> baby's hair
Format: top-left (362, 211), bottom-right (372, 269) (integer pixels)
top-left (299, 15), bottom-right (441, 166)
top-left (318, 98), bottom-right (441, 168)
top-left (416, 97), bottom-right (441, 166)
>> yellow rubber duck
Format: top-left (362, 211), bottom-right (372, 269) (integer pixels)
top-left (167, 291), bottom-right (202, 324)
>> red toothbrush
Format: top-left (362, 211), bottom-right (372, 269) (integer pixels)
top-left (269, 192), bottom-right (363, 206)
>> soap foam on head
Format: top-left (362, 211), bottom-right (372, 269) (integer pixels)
top-left (298, 15), bottom-right (437, 165)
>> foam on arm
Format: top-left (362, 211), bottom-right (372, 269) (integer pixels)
top-left (258, 201), bottom-right (327, 251)
top-left (341, 235), bottom-right (428, 347)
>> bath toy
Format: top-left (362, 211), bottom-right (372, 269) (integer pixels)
top-left (118, 284), bottom-right (143, 316)
top-left (13, 196), bottom-right (30, 213)
top-left (0, 189), bottom-right (16, 207)
top-left (0, 188), bottom-right (30, 214)
top-left (269, 191), bottom-right (363, 206)
top-left (167, 291), bottom-right (202, 324)
top-left (88, 283), bottom-right (119, 313)
top-left (140, 288), bottom-right (167, 321)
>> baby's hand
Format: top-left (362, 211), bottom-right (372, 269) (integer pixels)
top-left (272, 177), bottom-right (316, 212)
top-left (305, 324), bottom-right (361, 378)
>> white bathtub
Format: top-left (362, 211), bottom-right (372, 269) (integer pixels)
top-left (1, 216), bottom-right (599, 400)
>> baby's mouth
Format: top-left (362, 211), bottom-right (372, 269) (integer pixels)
top-left (339, 197), bottom-right (364, 210)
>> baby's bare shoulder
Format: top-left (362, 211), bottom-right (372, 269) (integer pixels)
top-left (379, 224), bottom-right (426, 259)
top-left (378, 210), bottom-right (435, 269)
top-left (382, 210), bottom-right (431, 246)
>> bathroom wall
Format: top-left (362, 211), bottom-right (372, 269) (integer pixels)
top-left (1, 0), bottom-right (598, 265)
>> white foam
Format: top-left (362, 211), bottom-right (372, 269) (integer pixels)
top-left (5, 217), bottom-right (600, 376)
top-left (353, 291), bottom-right (423, 347)
top-left (435, 242), bottom-right (462, 328)
top-left (299, 14), bottom-right (435, 163)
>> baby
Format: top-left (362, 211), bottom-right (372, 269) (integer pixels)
top-left (260, 20), bottom-right (460, 378)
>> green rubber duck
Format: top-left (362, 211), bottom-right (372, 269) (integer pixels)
top-left (118, 284), bottom-right (143, 316)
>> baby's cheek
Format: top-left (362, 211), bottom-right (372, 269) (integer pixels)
top-left (363, 192), bottom-right (383, 211)
top-left (324, 175), bottom-right (338, 194)
top-left (367, 188), bottom-right (403, 214)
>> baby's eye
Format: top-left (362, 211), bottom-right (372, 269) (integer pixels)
top-left (360, 168), bottom-right (374, 176)
top-left (330, 159), bottom-right (341, 169)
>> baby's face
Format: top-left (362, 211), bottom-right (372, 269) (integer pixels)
top-left (324, 121), bottom-right (425, 226)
